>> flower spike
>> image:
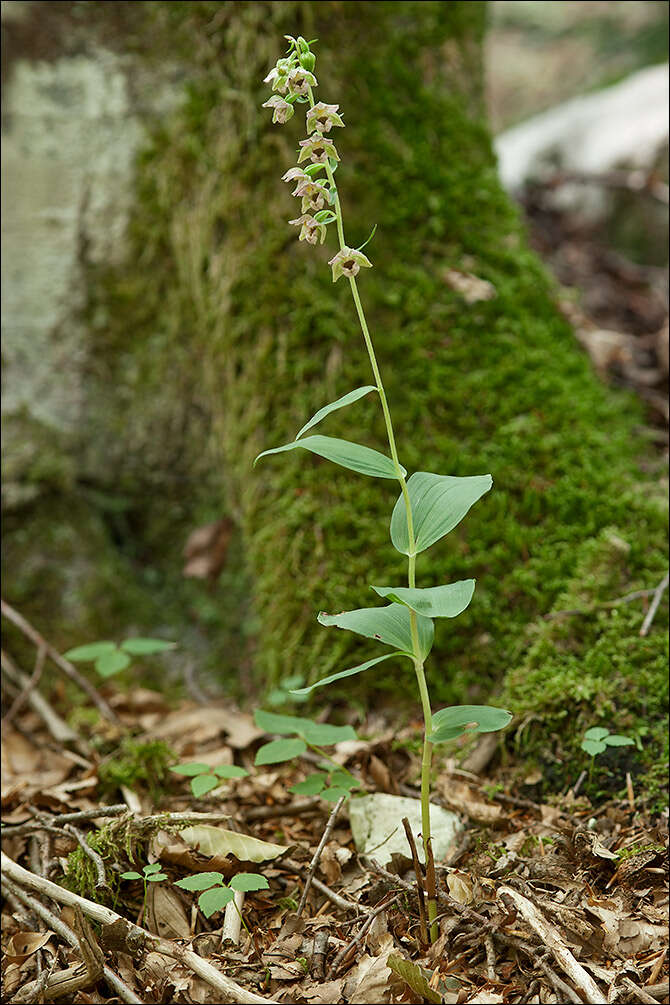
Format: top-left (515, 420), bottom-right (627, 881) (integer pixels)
top-left (328, 247), bottom-right (373, 282)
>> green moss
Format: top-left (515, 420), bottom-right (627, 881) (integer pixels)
top-left (97, 738), bottom-right (174, 801)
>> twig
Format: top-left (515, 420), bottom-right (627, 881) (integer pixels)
top-left (282, 857), bottom-right (364, 915)
top-left (640, 573), bottom-right (669, 636)
top-left (402, 816), bottom-right (428, 943)
top-left (536, 953), bottom-right (582, 1004)
top-left (311, 931), bottom-right (329, 979)
top-left (1, 804), bottom-right (129, 836)
top-left (498, 886), bottom-right (602, 1002)
top-left (243, 798), bottom-right (322, 822)
top-left (1, 599), bottom-right (119, 723)
top-left (328, 893), bottom-right (399, 977)
top-left (222, 889), bottom-right (244, 945)
top-left (297, 794), bottom-right (346, 917)
top-left (620, 976), bottom-right (662, 1005)
top-left (645, 982), bottom-right (669, 1002)
top-left (1, 852), bottom-right (279, 1004)
top-left (2, 643), bottom-right (46, 726)
top-left (2, 878), bottom-right (141, 1004)
top-left (64, 823), bottom-right (108, 890)
top-left (1, 649), bottom-right (83, 749)
top-left (484, 934), bottom-right (496, 982)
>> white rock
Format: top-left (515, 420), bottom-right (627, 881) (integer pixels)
top-left (348, 793), bottom-right (463, 866)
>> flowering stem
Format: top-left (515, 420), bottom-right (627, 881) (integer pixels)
top-left (308, 83), bottom-right (437, 941)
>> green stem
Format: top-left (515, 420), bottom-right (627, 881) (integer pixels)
top-left (306, 79), bottom-right (436, 939)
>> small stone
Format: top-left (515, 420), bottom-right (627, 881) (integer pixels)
top-left (347, 793), bottom-right (463, 866)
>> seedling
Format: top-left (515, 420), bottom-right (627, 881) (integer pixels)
top-left (120, 863), bottom-right (168, 925)
top-left (581, 726), bottom-right (635, 780)
top-left (64, 637), bottom-right (175, 678)
top-left (175, 871), bottom-right (269, 921)
top-left (258, 35), bottom-right (513, 940)
top-left (171, 761), bottom-right (249, 797)
top-left (254, 709), bottom-right (361, 801)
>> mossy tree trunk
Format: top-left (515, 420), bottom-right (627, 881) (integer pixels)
top-left (4, 2), bottom-right (666, 798)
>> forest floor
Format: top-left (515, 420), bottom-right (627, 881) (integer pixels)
top-left (1, 638), bottom-right (668, 1005)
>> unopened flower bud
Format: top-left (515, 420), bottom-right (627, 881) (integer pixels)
top-left (327, 247), bottom-right (373, 282)
top-left (298, 135), bottom-right (340, 165)
top-left (299, 51), bottom-right (316, 72)
top-left (306, 102), bottom-right (344, 134)
top-left (262, 94), bottom-right (295, 125)
top-left (289, 213), bottom-right (327, 245)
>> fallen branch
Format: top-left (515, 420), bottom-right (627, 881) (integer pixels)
top-left (639, 572), bottom-right (669, 636)
top-left (1, 852), bottom-right (279, 1005)
top-left (1, 599), bottom-right (119, 724)
top-left (498, 885), bottom-right (603, 1002)
top-left (282, 857), bottom-right (364, 915)
top-left (296, 794), bottom-right (346, 918)
top-left (1, 804), bottom-right (129, 837)
top-left (328, 893), bottom-right (399, 977)
top-left (2, 878), bottom-right (140, 1004)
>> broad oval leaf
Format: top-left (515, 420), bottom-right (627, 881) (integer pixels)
top-left (172, 763), bottom-right (211, 777)
top-left (321, 787), bottom-right (350, 802)
top-left (428, 705), bottom-right (512, 744)
top-left (581, 739), bottom-right (607, 756)
top-left (212, 764), bottom-right (249, 779)
top-left (290, 773), bottom-right (327, 796)
top-left (147, 873), bottom-right (168, 882)
top-left (254, 435), bottom-right (404, 479)
top-left (175, 872), bottom-right (224, 891)
top-left (605, 734), bottom-right (635, 747)
top-left (391, 471), bottom-right (493, 555)
top-left (290, 652), bottom-right (411, 697)
top-left (370, 580), bottom-right (475, 619)
top-left (120, 871), bottom-right (142, 881)
top-left (120, 638), bottom-right (176, 655)
top-left (191, 775), bottom-right (219, 798)
top-left (95, 649), bottom-right (131, 678)
top-left (177, 826), bottom-right (287, 863)
top-left (317, 604), bottom-right (434, 660)
top-left (198, 886), bottom-right (234, 917)
top-left (229, 873), bottom-right (270, 892)
top-left (255, 737), bottom-right (307, 766)
top-left (64, 641), bottom-right (116, 662)
top-left (295, 386), bottom-right (377, 440)
top-left (584, 727), bottom-right (610, 741)
top-left (254, 709), bottom-right (357, 745)
top-left (144, 864), bottom-right (163, 874)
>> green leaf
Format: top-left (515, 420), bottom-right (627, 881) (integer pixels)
top-left (604, 735), bottom-right (635, 747)
top-left (147, 873), bottom-right (168, 882)
top-left (229, 873), bottom-right (270, 892)
top-left (289, 773), bottom-right (327, 795)
top-left (581, 739), bottom-right (607, 756)
top-left (94, 649), bottom-right (131, 678)
top-left (294, 386), bottom-right (377, 440)
top-left (370, 580), bottom-right (475, 619)
top-left (198, 886), bottom-right (234, 918)
top-left (290, 652), bottom-right (411, 697)
top-left (329, 773), bottom-right (360, 791)
top-left (172, 763), bottom-right (211, 777)
top-left (143, 863), bottom-right (162, 875)
top-left (317, 604), bottom-right (434, 659)
top-left (254, 435), bottom-right (403, 479)
top-left (212, 765), bottom-right (249, 779)
top-left (253, 709), bottom-right (356, 744)
top-left (191, 775), bottom-right (219, 797)
top-left (387, 955), bottom-right (442, 1005)
top-left (120, 638), bottom-right (175, 655)
top-left (321, 787), bottom-right (349, 802)
top-left (428, 705), bottom-right (512, 744)
top-left (313, 210), bottom-right (337, 224)
top-left (174, 872), bottom-right (224, 891)
top-left (391, 471), bottom-right (493, 555)
top-left (64, 641), bottom-right (116, 662)
top-left (120, 871), bottom-right (142, 881)
top-left (255, 738), bottom-right (307, 766)
top-left (584, 727), bottom-right (610, 741)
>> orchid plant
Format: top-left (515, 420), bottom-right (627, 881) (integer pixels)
top-left (258, 35), bottom-right (512, 941)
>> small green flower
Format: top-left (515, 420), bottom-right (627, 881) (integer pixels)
top-left (263, 65), bottom-right (290, 94)
top-left (286, 67), bottom-right (317, 96)
top-left (294, 178), bottom-right (329, 212)
top-left (289, 214), bottom-right (327, 245)
top-left (262, 95), bottom-right (295, 125)
top-left (327, 247), bottom-right (373, 281)
top-left (297, 135), bottom-right (340, 165)
top-left (306, 102), bottom-right (345, 135)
